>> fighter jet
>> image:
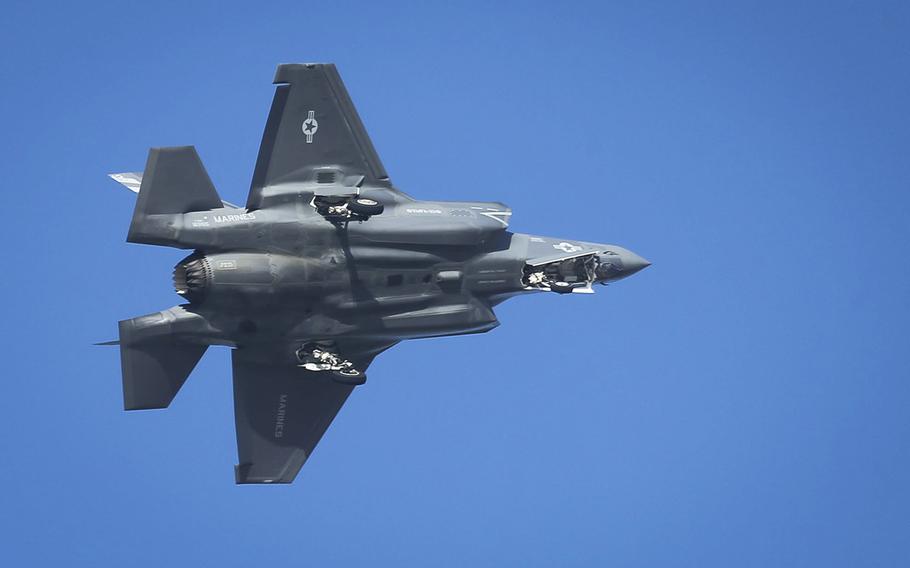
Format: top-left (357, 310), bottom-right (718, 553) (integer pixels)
top-left (106, 63), bottom-right (650, 484)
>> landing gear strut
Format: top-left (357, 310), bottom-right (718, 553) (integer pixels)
top-left (295, 342), bottom-right (366, 385)
top-left (523, 254), bottom-right (598, 293)
top-left (313, 195), bottom-right (384, 222)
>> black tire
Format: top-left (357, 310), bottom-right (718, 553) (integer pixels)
top-left (348, 197), bottom-right (384, 216)
top-left (550, 281), bottom-right (575, 294)
top-left (331, 368), bottom-right (366, 386)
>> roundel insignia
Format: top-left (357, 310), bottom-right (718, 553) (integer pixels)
top-left (302, 110), bottom-right (319, 143)
top-left (553, 242), bottom-right (583, 253)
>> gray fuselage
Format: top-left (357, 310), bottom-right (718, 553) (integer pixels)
top-left (143, 184), bottom-right (644, 353)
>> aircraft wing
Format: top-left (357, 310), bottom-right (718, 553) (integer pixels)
top-left (247, 63), bottom-right (392, 210)
top-left (231, 340), bottom-right (395, 484)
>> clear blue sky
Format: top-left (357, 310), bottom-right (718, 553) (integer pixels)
top-left (1, 1), bottom-right (908, 566)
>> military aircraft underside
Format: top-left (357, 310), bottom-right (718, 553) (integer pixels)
top-left (106, 63), bottom-right (650, 484)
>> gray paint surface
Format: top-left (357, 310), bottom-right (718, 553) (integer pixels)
top-left (110, 63), bottom-right (650, 484)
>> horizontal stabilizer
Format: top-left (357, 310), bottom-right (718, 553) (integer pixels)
top-left (118, 316), bottom-right (207, 410)
top-left (109, 172), bottom-right (142, 193)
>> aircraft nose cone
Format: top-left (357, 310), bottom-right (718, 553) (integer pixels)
top-left (621, 250), bottom-right (651, 275)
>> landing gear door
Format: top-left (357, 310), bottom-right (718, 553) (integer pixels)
top-left (522, 236), bottom-right (609, 294)
top-left (524, 236), bottom-right (606, 267)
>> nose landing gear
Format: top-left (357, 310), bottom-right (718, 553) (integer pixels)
top-left (522, 254), bottom-right (600, 294)
top-left (548, 281), bottom-right (580, 294)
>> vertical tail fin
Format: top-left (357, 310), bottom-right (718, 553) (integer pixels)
top-left (127, 146), bottom-right (223, 246)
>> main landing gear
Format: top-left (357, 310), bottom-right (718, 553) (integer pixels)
top-left (313, 195), bottom-right (384, 222)
top-left (295, 342), bottom-right (366, 386)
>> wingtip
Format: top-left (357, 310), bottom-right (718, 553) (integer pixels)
top-left (234, 464), bottom-right (294, 485)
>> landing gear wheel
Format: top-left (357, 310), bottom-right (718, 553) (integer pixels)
top-left (348, 197), bottom-right (384, 216)
top-left (550, 281), bottom-right (575, 294)
top-left (331, 368), bottom-right (366, 386)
